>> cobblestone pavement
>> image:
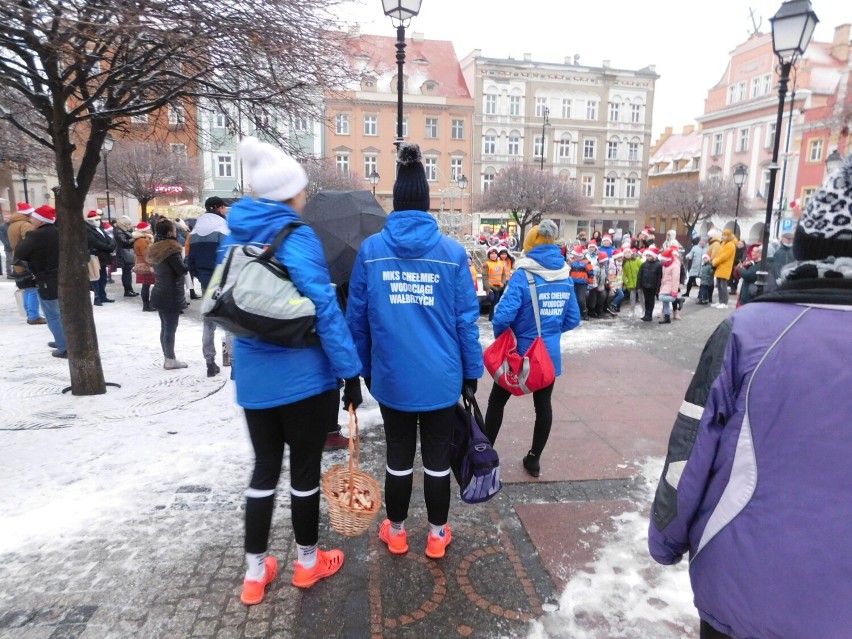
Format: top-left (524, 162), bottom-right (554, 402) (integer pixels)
top-left (0, 286), bottom-right (727, 638)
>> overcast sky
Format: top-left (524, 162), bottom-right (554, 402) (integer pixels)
top-left (339, 0), bottom-right (849, 140)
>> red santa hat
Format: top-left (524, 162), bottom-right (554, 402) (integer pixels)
top-left (136, 221), bottom-right (151, 232)
top-left (103, 222), bottom-right (112, 230)
top-left (601, 234), bottom-right (613, 245)
top-left (587, 239), bottom-right (598, 246)
top-left (87, 209), bottom-right (101, 219)
top-left (612, 249), bottom-right (623, 260)
top-left (643, 249), bottom-right (657, 259)
top-left (17, 202), bottom-right (35, 216)
top-left (32, 205), bottom-right (56, 224)
top-left (597, 252), bottom-right (609, 262)
top-left (570, 246), bottom-right (585, 258)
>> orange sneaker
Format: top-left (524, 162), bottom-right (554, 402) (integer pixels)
top-left (240, 556), bottom-right (278, 605)
top-left (378, 519), bottom-right (409, 555)
top-left (291, 548), bottom-right (345, 588)
top-left (425, 525), bottom-right (452, 559)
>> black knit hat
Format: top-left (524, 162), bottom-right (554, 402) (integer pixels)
top-left (205, 196), bottom-right (226, 211)
top-left (392, 143), bottom-right (430, 212)
top-left (794, 152), bottom-right (852, 260)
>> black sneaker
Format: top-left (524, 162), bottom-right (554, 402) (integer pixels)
top-left (51, 349), bottom-right (68, 359)
top-left (47, 341), bottom-right (57, 348)
top-left (522, 451), bottom-right (541, 478)
top-left (207, 361), bottom-right (220, 377)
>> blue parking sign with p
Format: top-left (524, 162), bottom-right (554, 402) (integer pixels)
top-left (781, 218), bottom-right (795, 232)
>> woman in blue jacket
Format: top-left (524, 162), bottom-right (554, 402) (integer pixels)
top-left (226, 138), bottom-right (363, 604)
top-left (347, 143), bottom-right (483, 560)
top-left (484, 220), bottom-right (581, 477)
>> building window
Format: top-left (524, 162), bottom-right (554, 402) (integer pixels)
top-left (586, 100), bottom-right (598, 120)
top-left (168, 105), bottom-right (185, 125)
top-left (762, 73), bottom-right (772, 96)
top-left (737, 127), bottom-right (749, 153)
top-left (562, 98), bottom-right (572, 119)
top-left (364, 155), bottom-right (377, 178)
top-left (483, 135), bottom-right (496, 155)
top-left (583, 139), bottom-right (596, 160)
top-left (216, 155), bottom-right (233, 178)
top-left (581, 175), bottom-right (594, 197)
top-left (214, 110), bottom-right (228, 128)
top-left (809, 139), bottom-right (823, 162)
top-left (628, 141), bottom-right (639, 161)
top-left (451, 119), bottom-right (464, 139)
top-left (607, 140), bottom-right (618, 160)
top-left (626, 177), bottom-right (637, 199)
top-left (335, 113), bottom-right (349, 135)
top-left (483, 171), bottom-right (496, 190)
top-left (751, 76), bottom-right (762, 98)
top-left (761, 169), bottom-right (771, 199)
top-left (801, 187), bottom-right (817, 209)
top-left (631, 104), bottom-right (641, 123)
top-left (713, 133), bottom-right (723, 156)
top-left (336, 154), bottom-right (349, 174)
top-left (485, 93), bottom-right (497, 115)
top-left (604, 176), bottom-right (616, 197)
top-left (508, 136), bottom-right (520, 156)
top-left (534, 136), bottom-right (545, 159)
top-left (608, 102), bottom-right (620, 122)
top-left (450, 158), bottom-right (463, 181)
top-left (766, 122), bottom-right (776, 149)
top-left (170, 143), bottom-right (186, 157)
top-left (293, 116), bottom-right (308, 132)
top-left (425, 117), bottom-right (438, 138)
top-left (535, 98), bottom-right (548, 118)
top-left (424, 157), bottom-right (437, 181)
top-left (509, 96), bottom-right (521, 116)
top-left (558, 140), bottom-right (571, 161)
top-left (395, 117), bottom-right (409, 138)
top-left (364, 115), bottom-right (378, 136)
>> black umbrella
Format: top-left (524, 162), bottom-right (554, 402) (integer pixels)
top-left (302, 190), bottom-right (388, 287)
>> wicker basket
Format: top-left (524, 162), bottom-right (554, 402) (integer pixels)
top-left (322, 409), bottom-right (382, 537)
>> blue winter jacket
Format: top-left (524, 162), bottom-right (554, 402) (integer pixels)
top-left (493, 244), bottom-right (581, 377)
top-left (221, 197), bottom-right (361, 409)
top-left (188, 211), bottom-right (230, 290)
top-left (346, 209), bottom-right (483, 412)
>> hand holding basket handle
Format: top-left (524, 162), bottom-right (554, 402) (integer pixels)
top-left (341, 376), bottom-right (363, 410)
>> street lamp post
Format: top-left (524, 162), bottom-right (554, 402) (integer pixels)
top-left (382, 0), bottom-right (423, 149)
top-left (369, 170), bottom-right (380, 197)
top-left (756, 0), bottom-right (818, 297)
top-left (540, 107), bottom-right (550, 171)
top-left (102, 134), bottom-right (115, 223)
top-left (732, 163), bottom-right (748, 236)
top-left (19, 163), bottom-right (29, 203)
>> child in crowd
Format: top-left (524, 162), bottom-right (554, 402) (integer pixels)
top-left (621, 247), bottom-right (643, 317)
top-left (590, 252), bottom-right (610, 318)
top-left (697, 254), bottom-right (714, 304)
top-left (609, 250), bottom-right (625, 313)
top-left (568, 245), bottom-right (593, 321)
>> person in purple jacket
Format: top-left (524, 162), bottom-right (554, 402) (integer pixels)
top-left (648, 152), bottom-right (852, 639)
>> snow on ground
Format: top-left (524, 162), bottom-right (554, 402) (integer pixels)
top-left (526, 458), bottom-right (695, 638)
top-left (0, 279), bottom-right (695, 637)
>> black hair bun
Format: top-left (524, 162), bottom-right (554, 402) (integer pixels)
top-left (397, 142), bottom-right (422, 166)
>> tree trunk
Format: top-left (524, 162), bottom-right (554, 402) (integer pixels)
top-left (54, 141), bottom-right (107, 395)
top-left (140, 199), bottom-right (150, 222)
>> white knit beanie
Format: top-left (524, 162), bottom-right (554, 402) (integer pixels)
top-left (238, 136), bottom-right (308, 202)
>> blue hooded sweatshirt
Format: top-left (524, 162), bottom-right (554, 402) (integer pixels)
top-left (221, 197), bottom-right (361, 409)
top-left (492, 244), bottom-right (581, 376)
top-left (346, 209), bottom-right (483, 412)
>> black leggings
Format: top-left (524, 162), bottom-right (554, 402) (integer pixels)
top-left (121, 265), bottom-right (134, 293)
top-left (700, 620), bottom-right (733, 639)
top-left (484, 382), bottom-right (555, 456)
top-left (642, 287), bottom-right (657, 318)
top-left (686, 275), bottom-right (698, 296)
top-left (157, 310), bottom-right (180, 359)
top-left (379, 404), bottom-right (454, 526)
top-left (243, 390), bottom-right (337, 553)
top-left (141, 283), bottom-right (151, 306)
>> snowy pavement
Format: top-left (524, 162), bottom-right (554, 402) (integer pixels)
top-left (0, 277), bottom-right (725, 638)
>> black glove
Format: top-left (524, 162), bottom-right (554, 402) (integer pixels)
top-left (463, 379), bottom-right (478, 395)
top-left (364, 377), bottom-right (372, 392)
top-left (341, 377), bottom-right (363, 411)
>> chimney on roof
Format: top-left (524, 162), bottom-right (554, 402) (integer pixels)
top-left (831, 24), bottom-right (851, 62)
top-left (411, 31), bottom-right (424, 42)
top-left (574, 54), bottom-right (580, 65)
top-left (523, 53), bottom-right (532, 62)
top-left (683, 125), bottom-right (695, 135)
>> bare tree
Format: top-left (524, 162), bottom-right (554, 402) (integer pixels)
top-left (92, 142), bottom-right (199, 221)
top-left (476, 164), bottom-right (588, 242)
top-left (641, 179), bottom-right (740, 238)
top-left (305, 159), bottom-right (365, 200)
top-left (0, 0), bottom-right (354, 394)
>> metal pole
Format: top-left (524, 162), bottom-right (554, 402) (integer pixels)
top-left (540, 107), bottom-right (549, 171)
top-left (103, 152), bottom-right (112, 223)
top-left (734, 185), bottom-right (741, 235)
top-left (756, 61), bottom-right (791, 297)
top-left (395, 24), bottom-right (406, 149)
top-left (774, 89), bottom-right (796, 239)
top-left (22, 167), bottom-right (29, 203)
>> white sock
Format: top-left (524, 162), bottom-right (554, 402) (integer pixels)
top-left (245, 552), bottom-right (267, 582)
top-left (429, 523), bottom-right (446, 538)
top-left (297, 544), bottom-right (317, 568)
top-left (390, 521), bottom-right (405, 536)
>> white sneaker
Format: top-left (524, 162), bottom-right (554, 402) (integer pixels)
top-left (715, 303), bottom-right (728, 309)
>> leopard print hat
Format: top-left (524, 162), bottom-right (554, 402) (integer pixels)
top-left (794, 152), bottom-right (852, 260)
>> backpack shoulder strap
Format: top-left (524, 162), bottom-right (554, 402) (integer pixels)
top-left (259, 221), bottom-right (306, 261)
top-left (524, 270), bottom-right (543, 337)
